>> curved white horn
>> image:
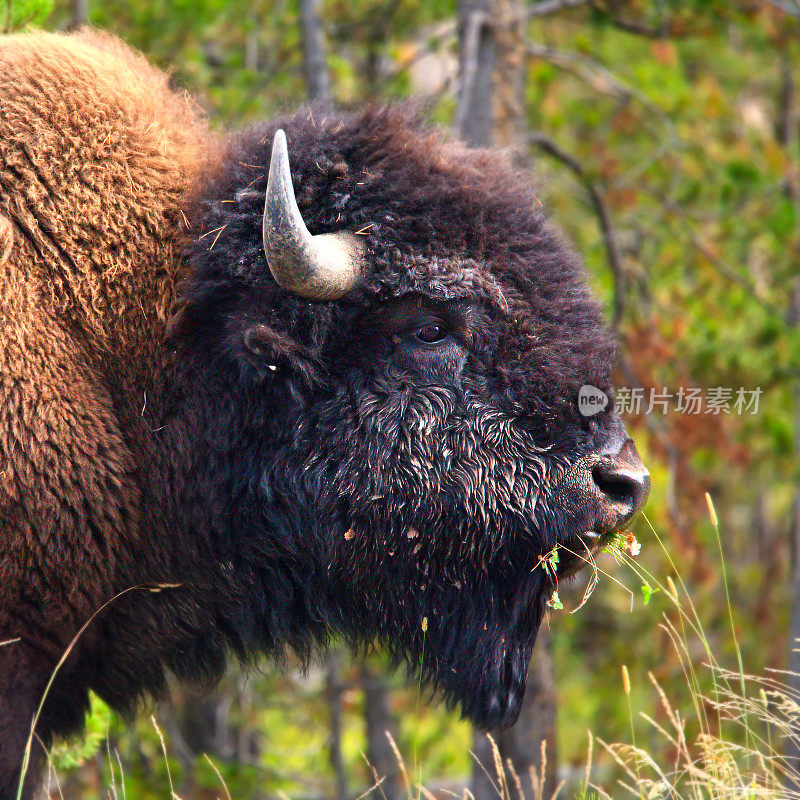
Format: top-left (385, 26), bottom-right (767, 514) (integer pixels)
top-left (262, 129), bottom-right (364, 300)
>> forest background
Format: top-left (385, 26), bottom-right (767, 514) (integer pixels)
top-left (5, 0), bottom-right (800, 798)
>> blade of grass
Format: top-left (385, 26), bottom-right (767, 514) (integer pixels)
top-left (15, 583), bottom-right (180, 800)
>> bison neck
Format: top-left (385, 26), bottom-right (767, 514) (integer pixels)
top-left (106, 359), bottom-right (334, 697)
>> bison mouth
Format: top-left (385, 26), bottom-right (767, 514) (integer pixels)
top-left (555, 530), bottom-right (611, 580)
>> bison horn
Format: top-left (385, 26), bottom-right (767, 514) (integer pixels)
top-left (262, 129), bottom-right (364, 300)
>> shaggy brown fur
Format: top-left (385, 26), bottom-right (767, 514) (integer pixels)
top-left (0, 30), bottom-right (213, 797)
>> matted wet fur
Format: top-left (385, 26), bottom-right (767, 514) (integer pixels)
top-left (0, 31), bottom-right (632, 800)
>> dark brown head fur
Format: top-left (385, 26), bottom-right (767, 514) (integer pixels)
top-left (167, 106), bottom-right (630, 729)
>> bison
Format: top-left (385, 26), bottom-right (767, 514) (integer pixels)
top-left (0, 30), bottom-right (649, 800)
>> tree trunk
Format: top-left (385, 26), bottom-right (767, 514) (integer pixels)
top-left (456, 0), bottom-right (526, 149)
top-left (299, 0), bottom-right (331, 102)
top-left (456, 0), bottom-right (495, 146)
top-left (455, 3), bottom-right (559, 793)
top-left (362, 663), bottom-right (403, 800)
top-left (780, 44), bottom-right (800, 794)
top-left (492, 0), bottom-right (526, 150)
top-left (69, 0), bottom-right (88, 29)
top-left (326, 651), bottom-right (348, 800)
top-left (159, 672), bottom-right (266, 797)
top-left (471, 728), bottom-right (499, 800)
top-left (176, 688), bottom-right (231, 757)
top-left (245, 29), bottom-right (259, 72)
top-left (786, 278), bottom-right (800, 792)
top-left (471, 629), bottom-right (558, 800)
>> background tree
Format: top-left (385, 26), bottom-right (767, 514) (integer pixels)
top-left (300, 0), bottom-right (330, 101)
top-left (68, 0), bottom-right (86, 29)
top-left (454, 2), bottom-right (558, 797)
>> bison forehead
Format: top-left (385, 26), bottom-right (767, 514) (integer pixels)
top-left (199, 106), bottom-right (574, 289)
top-left (185, 104), bottom-right (615, 406)
top-left (367, 251), bottom-right (488, 302)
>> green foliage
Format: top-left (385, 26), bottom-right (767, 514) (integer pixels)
top-left (640, 581), bottom-right (657, 605)
top-left (2, 0), bottom-right (52, 32)
top-left (50, 694), bottom-right (113, 771)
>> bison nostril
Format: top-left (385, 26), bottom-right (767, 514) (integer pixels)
top-left (592, 466), bottom-right (638, 505)
top-left (592, 464), bottom-right (647, 508)
top-left (591, 439), bottom-right (651, 526)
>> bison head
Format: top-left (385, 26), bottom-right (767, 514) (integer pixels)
top-left (175, 107), bottom-right (649, 729)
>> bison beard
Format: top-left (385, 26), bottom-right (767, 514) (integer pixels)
top-left (335, 550), bottom-right (548, 727)
top-left (0, 32), bottom-right (649, 800)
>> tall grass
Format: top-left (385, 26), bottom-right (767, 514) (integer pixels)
top-left (523, 495), bottom-right (798, 800)
top-left (398, 495), bottom-right (800, 800)
top-left (15, 583), bottom-right (180, 800)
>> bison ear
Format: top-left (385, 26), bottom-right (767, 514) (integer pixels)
top-left (242, 323), bottom-right (299, 361)
top-left (241, 323), bottom-right (321, 385)
top-left (262, 129), bottom-right (365, 300)
top-left (164, 298), bottom-right (192, 344)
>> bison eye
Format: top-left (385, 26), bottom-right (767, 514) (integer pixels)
top-left (414, 324), bottom-right (447, 344)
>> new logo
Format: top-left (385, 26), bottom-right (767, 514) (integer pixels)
top-left (578, 384), bottom-right (608, 417)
